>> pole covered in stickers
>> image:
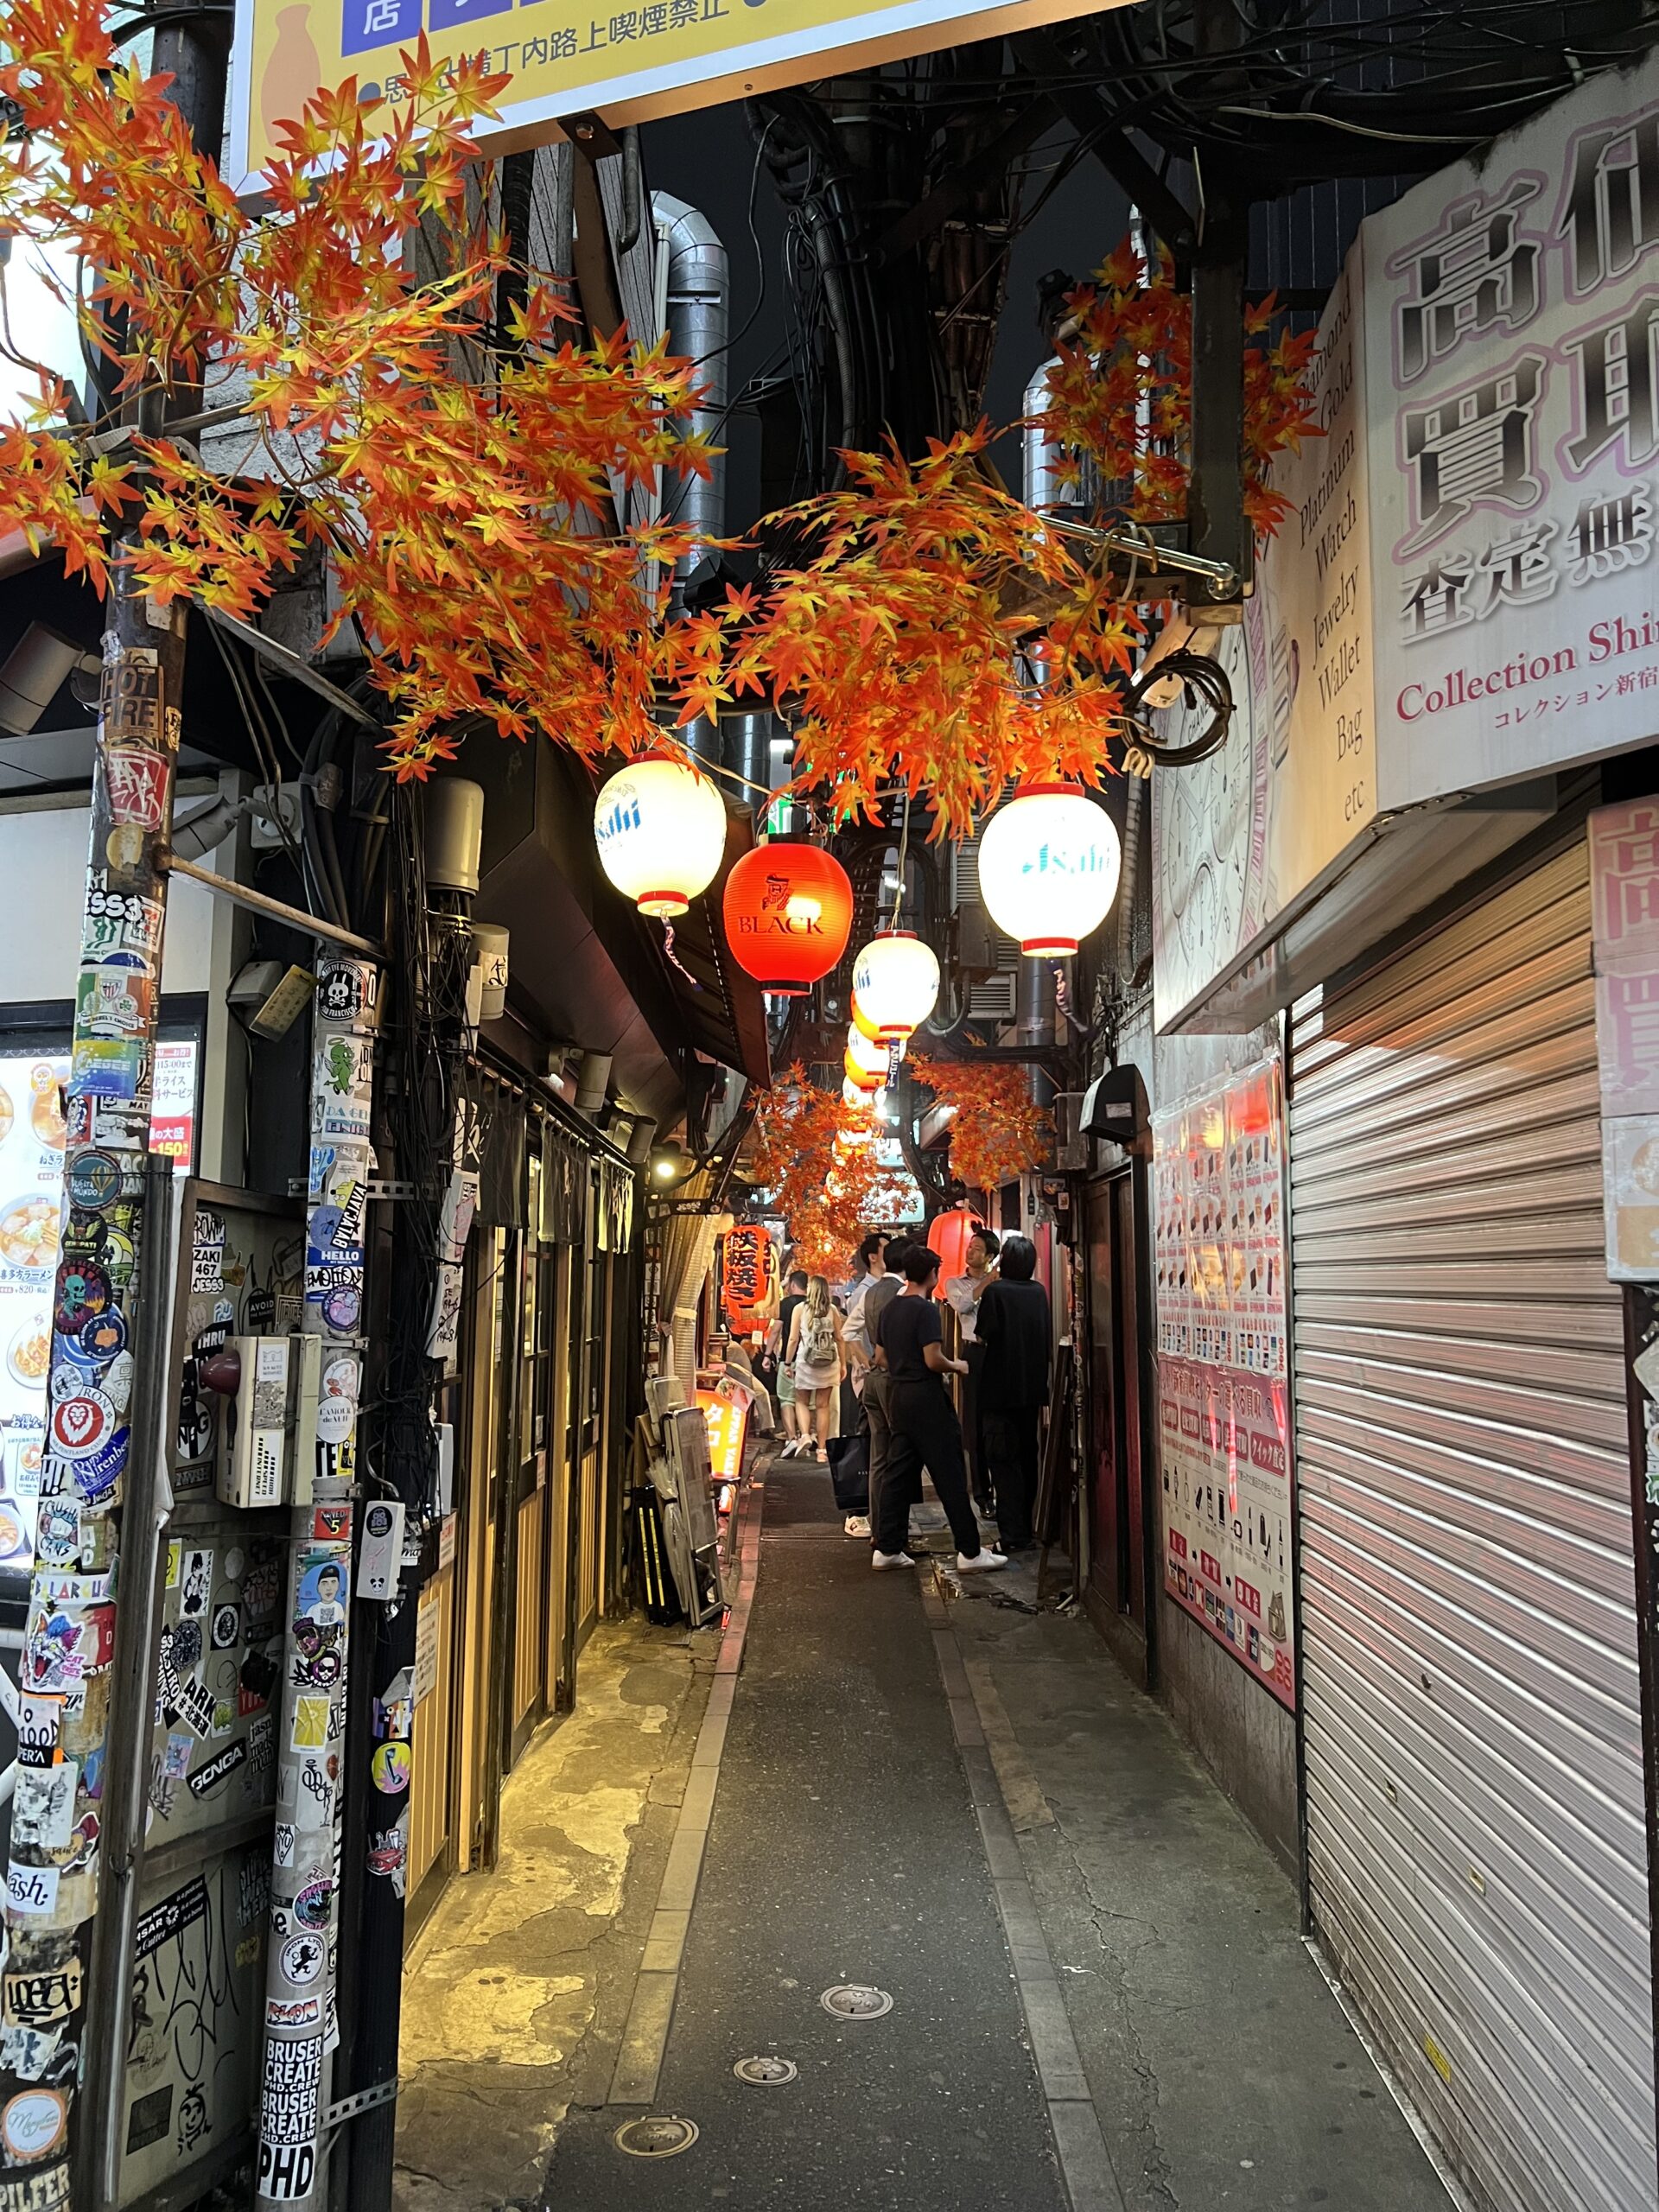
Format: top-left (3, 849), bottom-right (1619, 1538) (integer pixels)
top-left (0, 579), bottom-right (188, 2197)
top-left (254, 954), bottom-right (378, 2207)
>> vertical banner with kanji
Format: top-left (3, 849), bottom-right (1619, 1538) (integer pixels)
top-left (1590, 801), bottom-right (1659, 1277)
top-left (1151, 1060), bottom-right (1294, 1708)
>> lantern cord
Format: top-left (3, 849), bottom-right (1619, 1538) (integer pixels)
top-left (660, 920), bottom-right (702, 990)
top-left (890, 791), bottom-right (912, 928)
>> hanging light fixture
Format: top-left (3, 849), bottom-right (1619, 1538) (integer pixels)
top-left (721, 842), bottom-right (853, 994)
top-left (843, 1024), bottom-right (887, 1093)
top-left (976, 783), bottom-right (1122, 957)
top-left (594, 757), bottom-right (728, 920)
top-left (850, 931), bottom-right (939, 1041)
top-left (849, 988), bottom-right (883, 1044)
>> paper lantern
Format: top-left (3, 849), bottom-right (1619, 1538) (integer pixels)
top-left (850, 931), bottom-right (939, 1040)
top-left (976, 783), bottom-right (1122, 957)
top-left (594, 757), bottom-right (728, 920)
top-left (844, 1049), bottom-right (882, 1095)
top-left (926, 1205), bottom-right (981, 1290)
top-left (721, 1225), bottom-right (773, 1322)
top-left (850, 988), bottom-right (883, 1043)
top-left (721, 842), bottom-right (853, 994)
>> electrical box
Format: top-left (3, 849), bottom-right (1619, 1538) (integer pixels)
top-left (290, 1332), bottom-right (321, 1506)
top-left (359, 1498), bottom-right (404, 1601)
top-left (435, 1421), bottom-right (454, 1516)
top-left (217, 1335), bottom-right (291, 1508)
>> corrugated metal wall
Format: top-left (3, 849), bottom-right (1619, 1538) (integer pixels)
top-left (1288, 837), bottom-right (1656, 2212)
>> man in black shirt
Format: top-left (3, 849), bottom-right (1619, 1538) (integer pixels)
top-left (975, 1235), bottom-right (1051, 1550)
top-left (872, 1246), bottom-right (1008, 1574)
top-left (773, 1270), bottom-right (809, 1457)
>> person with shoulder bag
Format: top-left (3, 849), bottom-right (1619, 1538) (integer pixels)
top-left (785, 1274), bottom-right (846, 1465)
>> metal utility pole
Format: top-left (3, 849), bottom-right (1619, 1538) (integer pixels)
top-left (254, 951), bottom-right (379, 2207)
top-left (0, 19), bottom-right (227, 2202)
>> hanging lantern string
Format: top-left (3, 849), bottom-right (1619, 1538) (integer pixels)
top-left (890, 789), bottom-right (912, 930)
top-left (660, 921), bottom-right (702, 990)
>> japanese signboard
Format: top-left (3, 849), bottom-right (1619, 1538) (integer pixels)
top-left (696, 1383), bottom-right (747, 1485)
top-left (720, 1224), bottom-right (773, 1325)
top-left (1156, 52), bottom-right (1659, 1027)
top-left (229, 0), bottom-right (1122, 199)
top-left (1151, 1060), bottom-right (1294, 1708)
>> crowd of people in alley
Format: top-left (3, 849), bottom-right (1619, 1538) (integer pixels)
top-left (757, 1224), bottom-right (1052, 1573)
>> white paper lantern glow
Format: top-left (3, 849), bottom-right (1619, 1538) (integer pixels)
top-left (594, 757), bottom-right (728, 919)
top-left (849, 930), bottom-right (939, 1040)
top-left (976, 783), bottom-right (1122, 957)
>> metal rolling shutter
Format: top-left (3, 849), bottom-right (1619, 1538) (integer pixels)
top-left (1288, 838), bottom-right (1656, 2212)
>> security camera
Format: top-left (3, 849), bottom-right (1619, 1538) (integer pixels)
top-left (0, 624), bottom-right (101, 737)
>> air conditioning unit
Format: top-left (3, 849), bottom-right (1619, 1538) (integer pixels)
top-left (968, 969), bottom-right (1018, 1022)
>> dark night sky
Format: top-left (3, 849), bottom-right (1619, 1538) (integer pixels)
top-left (641, 98), bottom-right (1128, 534)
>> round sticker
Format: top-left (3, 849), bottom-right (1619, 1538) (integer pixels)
top-left (281, 1931), bottom-right (325, 1986)
top-left (102, 1351), bottom-right (135, 1414)
top-left (172, 1618), bottom-right (202, 1672)
top-left (1, 2088), bottom-right (66, 2160)
top-left (321, 1285), bottom-right (359, 1334)
top-left (294, 1878), bottom-right (333, 1931)
top-left (372, 1741), bottom-right (411, 1795)
top-left (225, 1548), bottom-right (245, 1581)
top-left (66, 1151), bottom-right (122, 1210)
top-left (315, 1395), bottom-right (353, 1446)
top-left (55, 1262), bottom-right (110, 1337)
top-left (51, 1391), bottom-right (114, 1460)
top-left (321, 1357), bottom-right (359, 1402)
top-left (77, 1310), bottom-right (126, 1364)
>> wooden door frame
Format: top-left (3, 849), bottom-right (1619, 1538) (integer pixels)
top-left (1082, 1161), bottom-right (1160, 1691)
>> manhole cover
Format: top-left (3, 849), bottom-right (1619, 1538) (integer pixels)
top-left (734, 2055), bottom-right (798, 2086)
top-left (613, 2115), bottom-right (700, 2158)
top-left (820, 1984), bottom-right (893, 2020)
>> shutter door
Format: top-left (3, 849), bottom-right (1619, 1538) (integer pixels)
top-left (1288, 838), bottom-right (1656, 2212)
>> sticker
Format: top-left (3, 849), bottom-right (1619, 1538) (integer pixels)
top-left (11, 1766), bottom-right (78, 1854)
top-left (211, 1700), bottom-right (234, 1738)
top-left (53, 1263), bottom-right (110, 1338)
top-left (225, 1547), bottom-right (245, 1581)
top-left (75, 963), bottom-right (152, 1042)
top-left (247, 1712), bottom-right (275, 1777)
top-left (34, 1503), bottom-right (78, 1570)
top-left (309, 1506), bottom-right (350, 1544)
top-left (297, 1557), bottom-right (348, 1624)
top-left (274, 1821), bottom-right (296, 1869)
top-left (176, 1678), bottom-right (216, 1738)
top-left (290, 1696), bottom-right (329, 1751)
top-left (162, 1732), bottom-right (192, 1779)
top-left (186, 1739), bottom-right (246, 1798)
top-left (267, 1996), bottom-right (321, 2030)
top-left (16, 1697), bottom-right (63, 1773)
top-left (294, 1752), bottom-right (336, 1829)
top-left (371, 1742), bottom-right (410, 1795)
top-left (180, 1549), bottom-right (213, 1618)
top-left (280, 1932), bottom-right (324, 1987)
top-left (320, 1284), bottom-right (359, 1334)
top-left (367, 1818), bottom-right (407, 1891)
top-left (49, 1393), bottom-right (114, 1462)
top-left (235, 1934), bottom-right (262, 1968)
top-left (292, 1879), bottom-right (332, 1932)
top-left (5, 1866), bottom-right (60, 1917)
top-left (134, 1876), bottom-right (207, 1958)
top-left (315, 960), bottom-right (376, 1026)
top-left (2, 2087), bottom-right (67, 2161)
top-left (100, 1351), bottom-right (134, 1415)
top-left (314, 1395), bottom-right (353, 1446)
top-left (257, 2038), bottom-right (323, 2196)
top-left (211, 1603), bottom-right (240, 1650)
top-left (69, 1033), bottom-right (143, 1099)
top-left (71, 1311), bottom-right (126, 1369)
top-left (99, 641), bottom-right (160, 742)
top-left (1, 1963), bottom-right (81, 2035)
top-left (65, 1152), bottom-right (123, 1211)
top-left (103, 745), bottom-right (169, 831)
top-left (171, 1617), bottom-right (202, 1671)
top-left (73, 1427), bottom-right (128, 1505)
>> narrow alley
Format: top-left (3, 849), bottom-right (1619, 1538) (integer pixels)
top-left (396, 1450), bottom-right (1454, 2212)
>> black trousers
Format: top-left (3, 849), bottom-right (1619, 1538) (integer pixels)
top-left (875, 1381), bottom-right (984, 1559)
top-left (983, 1405), bottom-right (1041, 1548)
top-left (962, 1340), bottom-right (990, 1508)
top-left (863, 1369), bottom-right (899, 1540)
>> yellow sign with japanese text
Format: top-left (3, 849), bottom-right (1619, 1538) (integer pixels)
top-left (230, 0), bottom-right (1120, 196)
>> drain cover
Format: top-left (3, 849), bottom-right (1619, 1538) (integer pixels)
top-left (820, 1984), bottom-right (893, 2020)
top-left (734, 2056), bottom-right (798, 2086)
top-left (613, 2115), bottom-right (700, 2158)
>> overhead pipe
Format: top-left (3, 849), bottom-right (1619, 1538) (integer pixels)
top-left (655, 191), bottom-right (728, 769)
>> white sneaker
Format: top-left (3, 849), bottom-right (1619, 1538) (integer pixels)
top-left (957, 1549), bottom-right (1008, 1574)
top-left (844, 1515), bottom-right (871, 1538)
top-left (871, 1550), bottom-right (915, 1571)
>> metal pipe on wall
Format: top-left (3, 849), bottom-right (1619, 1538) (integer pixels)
top-left (656, 193), bottom-right (728, 769)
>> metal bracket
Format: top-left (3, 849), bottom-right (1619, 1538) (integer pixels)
top-left (322, 2076), bottom-right (399, 2129)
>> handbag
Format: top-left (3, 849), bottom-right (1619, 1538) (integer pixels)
top-left (824, 1431), bottom-right (869, 1513)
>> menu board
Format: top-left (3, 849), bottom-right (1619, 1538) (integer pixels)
top-left (0, 1055), bottom-right (72, 1573)
top-left (1151, 1059), bottom-right (1294, 1709)
top-left (0, 1040), bottom-right (200, 1571)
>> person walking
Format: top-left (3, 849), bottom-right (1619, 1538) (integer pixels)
top-left (860, 1235), bottom-right (912, 1549)
top-left (785, 1274), bottom-right (845, 1464)
top-left (944, 1225), bottom-right (999, 1517)
top-left (872, 1245), bottom-right (1007, 1575)
top-left (975, 1234), bottom-right (1051, 1552)
top-left (771, 1269), bottom-right (810, 1458)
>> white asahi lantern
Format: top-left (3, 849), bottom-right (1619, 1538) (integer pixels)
top-left (850, 930), bottom-right (939, 1041)
top-left (976, 782), bottom-right (1122, 957)
top-left (594, 756), bottom-right (728, 919)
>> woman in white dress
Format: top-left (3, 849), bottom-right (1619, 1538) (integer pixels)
top-left (785, 1274), bottom-right (845, 1464)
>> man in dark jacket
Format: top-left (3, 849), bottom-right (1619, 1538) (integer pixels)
top-left (974, 1234), bottom-right (1051, 1552)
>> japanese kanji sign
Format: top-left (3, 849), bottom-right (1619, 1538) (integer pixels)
top-left (229, 0), bottom-right (1123, 197)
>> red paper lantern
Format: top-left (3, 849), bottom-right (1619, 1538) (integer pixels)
top-left (721, 842), bottom-right (854, 995)
top-left (926, 1205), bottom-right (981, 1295)
top-left (721, 1225), bottom-right (774, 1322)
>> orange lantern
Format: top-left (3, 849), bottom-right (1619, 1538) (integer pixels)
top-left (926, 1205), bottom-right (981, 1294)
top-left (721, 842), bottom-right (854, 995)
top-left (721, 1225), bottom-right (774, 1323)
top-left (850, 987), bottom-right (883, 1043)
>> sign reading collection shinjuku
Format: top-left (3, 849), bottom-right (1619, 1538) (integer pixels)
top-left (1151, 1058), bottom-right (1294, 1710)
top-left (230, 0), bottom-right (1121, 194)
